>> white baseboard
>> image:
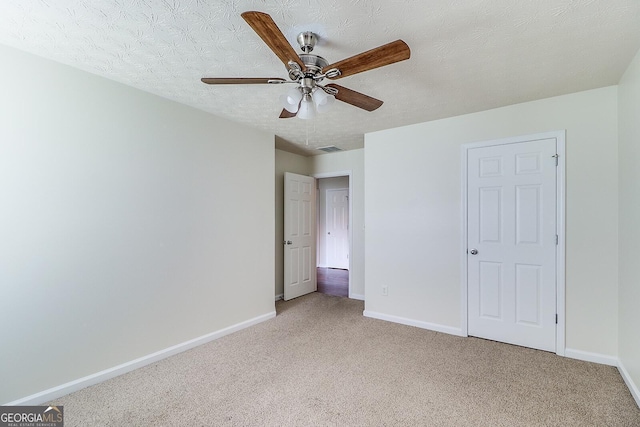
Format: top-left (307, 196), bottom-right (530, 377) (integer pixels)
top-left (275, 293), bottom-right (284, 301)
top-left (618, 359), bottom-right (640, 408)
top-left (564, 348), bottom-right (618, 367)
top-left (5, 311), bottom-right (276, 406)
top-left (363, 310), bottom-right (464, 337)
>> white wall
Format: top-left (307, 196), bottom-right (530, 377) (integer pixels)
top-left (0, 44), bottom-right (275, 404)
top-left (618, 47), bottom-right (640, 403)
top-left (312, 150), bottom-right (365, 299)
top-left (365, 87), bottom-right (619, 357)
top-left (274, 149), bottom-right (311, 298)
top-left (318, 176), bottom-right (350, 268)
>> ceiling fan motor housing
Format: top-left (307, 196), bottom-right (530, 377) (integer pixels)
top-left (299, 53), bottom-right (329, 75)
top-left (288, 52), bottom-right (330, 93)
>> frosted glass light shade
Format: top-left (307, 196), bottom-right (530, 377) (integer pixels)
top-left (313, 87), bottom-right (328, 105)
top-left (281, 88), bottom-right (302, 113)
top-left (313, 88), bottom-right (335, 113)
top-left (296, 94), bottom-right (316, 120)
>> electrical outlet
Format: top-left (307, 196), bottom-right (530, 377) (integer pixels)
top-left (382, 286), bottom-right (388, 296)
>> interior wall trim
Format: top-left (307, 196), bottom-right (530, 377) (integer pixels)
top-left (363, 310), bottom-right (464, 337)
top-left (564, 347), bottom-right (640, 407)
top-left (5, 311), bottom-right (276, 406)
top-left (564, 348), bottom-right (618, 366)
top-left (618, 359), bottom-right (640, 408)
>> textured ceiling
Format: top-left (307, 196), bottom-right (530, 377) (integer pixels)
top-left (1, 1), bottom-right (639, 155)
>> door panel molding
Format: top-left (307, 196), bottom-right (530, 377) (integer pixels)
top-left (461, 131), bottom-right (566, 356)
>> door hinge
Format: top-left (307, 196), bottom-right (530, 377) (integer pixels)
top-left (555, 314), bottom-right (558, 324)
top-left (556, 235), bottom-right (559, 245)
top-left (552, 154), bottom-right (559, 166)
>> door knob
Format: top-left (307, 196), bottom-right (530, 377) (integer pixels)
top-left (469, 249), bottom-right (478, 255)
top-left (283, 240), bottom-right (292, 245)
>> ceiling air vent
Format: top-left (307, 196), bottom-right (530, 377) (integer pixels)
top-left (317, 145), bottom-right (342, 153)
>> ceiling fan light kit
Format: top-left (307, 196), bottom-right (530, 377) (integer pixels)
top-left (297, 93), bottom-right (316, 120)
top-left (201, 11), bottom-right (411, 120)
top-left (281, 88), bottom-right (302, 113)
top-left (313, 87), bottom-right (335, 113)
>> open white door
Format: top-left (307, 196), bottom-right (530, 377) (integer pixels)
top-left (284, 172), bottom-right (317, 300)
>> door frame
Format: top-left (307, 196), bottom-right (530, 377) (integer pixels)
top-left (313, 171), bottom-right (353, 298)
top-left (460, 131), bottom-right (566, 356)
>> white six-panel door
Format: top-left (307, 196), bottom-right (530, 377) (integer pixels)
top-left (467, 137), bottom-right (557, 352)
top-left (326, 188), bottom-right (349, 269)
top-left (284, 172), bottom-right (317, 301)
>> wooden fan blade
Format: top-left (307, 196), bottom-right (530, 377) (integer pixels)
top-left (279, 109), bottom-right (297, 118)
top-left (201, 78), bottom-right (285, 84)
top-left (325, 84), bottom-right (383, 111)
top-left (241, 11), bottom-right (306, 71)
top-left (324, 40), bottom-right (410, 79)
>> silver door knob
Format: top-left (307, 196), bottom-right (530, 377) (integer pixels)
top-left (286, 241), bottom-right (292, 245)
top-left (283, 240), bottom-right (292, 245)
top-left (469, 249), bottom-right (478, 255)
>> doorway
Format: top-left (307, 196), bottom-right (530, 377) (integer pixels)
top-left (316, 174), bottom-right (351, 298)
top-left (282, 171), bottom-right (353, 300)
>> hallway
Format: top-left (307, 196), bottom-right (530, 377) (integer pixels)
top-left (316, 267), bottom-right (348, 297)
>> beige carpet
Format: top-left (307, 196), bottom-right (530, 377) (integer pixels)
top-left (50, 293), bottom-right (640, 426)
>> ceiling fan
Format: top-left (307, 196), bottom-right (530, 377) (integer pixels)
top-left (201, 11), bottom-right (411, 119)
